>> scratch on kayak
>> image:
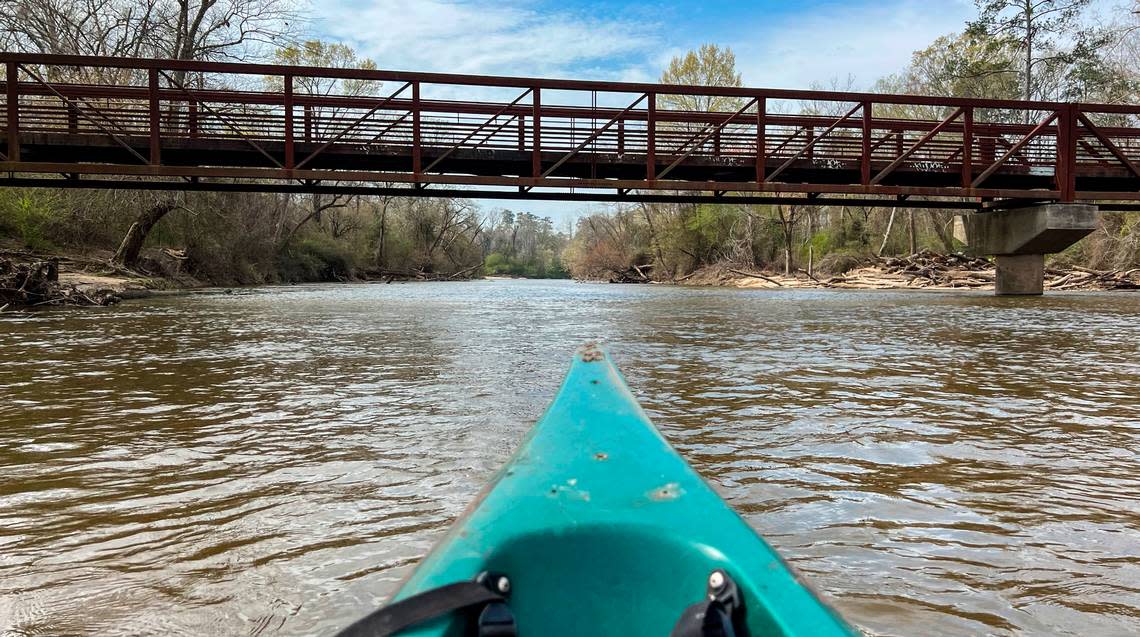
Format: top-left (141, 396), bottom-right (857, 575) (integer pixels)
top-left (648, 482), bottom-right (684, 501)
top-left (548, 479), bottom-right (591, 502)
top-left (594, 452), bottom-right (608, 461)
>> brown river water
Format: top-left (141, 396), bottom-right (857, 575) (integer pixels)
top-left (2, 280), bottom-right (1139, 636)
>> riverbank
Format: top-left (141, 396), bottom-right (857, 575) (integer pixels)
top-left (6, 247), bottom-right (1138, 311)
top-left (0, 247), bottom-right (203, 310)
top-left (673, 252), bottom-right (1140, 292)
top-left (0, 245), bottom-right (495, 310)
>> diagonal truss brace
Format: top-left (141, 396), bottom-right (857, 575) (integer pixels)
top-left (422, 87), bottom-right (533, 175)
top-left (1076, 113), bottom-right (1140, 179)
top-left (542, 93), bottom-right (647, 178)
top-left (870, 107), bottom-right (964, 185)
top-left (765, 102), bottom-right (862, 183)
top-left (367, 110), bottom-right (412, 144)
top-left (159, 69), bottom-right (284, 169)
top-left (20, 64), bottom-right (149, 164)
top-left (296, 81), bottom-right (412, 169)
top-left (657, 97), bottom-right (759, 180)
top-left (972, 111), bottom-right (1058, 187)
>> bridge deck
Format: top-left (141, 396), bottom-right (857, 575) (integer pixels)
top-left (1, 54), bottom-right (1138, 209)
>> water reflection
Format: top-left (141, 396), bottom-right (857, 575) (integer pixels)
top-left (2, 281), bottom-right (1138, 636)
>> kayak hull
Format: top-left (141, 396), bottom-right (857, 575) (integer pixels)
top-left (388, 345), bottom-right (856, 637)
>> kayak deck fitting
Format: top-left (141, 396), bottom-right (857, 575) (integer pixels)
top-left (339, 344), bottom-right (856, 637)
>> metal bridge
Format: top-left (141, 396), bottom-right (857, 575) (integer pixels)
top-left (1, 53), bottom-right (1138, 210)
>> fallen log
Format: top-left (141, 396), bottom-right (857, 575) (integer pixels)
top-left (728, 268), bottom-right (783, 286)
top-left (608, 264), bottom-right (652, 283)
top-left (796, 268), bottom-right (824, 284)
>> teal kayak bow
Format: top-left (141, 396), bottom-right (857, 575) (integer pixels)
top-left (339, 344), bottom-right (857, 637)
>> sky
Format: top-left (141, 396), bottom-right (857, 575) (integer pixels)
top-left (311, 0), bottom-right (981, 221)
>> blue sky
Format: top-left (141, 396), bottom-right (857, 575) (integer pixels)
top-left (311, 0), bottom-right (983, 220)
top-left (314, 0), bottom-right (978, 88)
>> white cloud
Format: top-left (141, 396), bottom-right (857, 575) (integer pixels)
top-left (733, 0), bottom-right (975, 91)
top-left (316, 0), bottom-right (659, 79)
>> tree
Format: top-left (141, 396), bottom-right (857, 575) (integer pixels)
top-left (967, 0), bottom-right (1103, 103)
top-left (636, 44), bottom-right (750, 278)
top-left (112, 198), bottom-right (177, 267)
top-left (268, 40), bottom-right (379, 138)
top-left (875, 32), bottom-right (1024, 123)
top-left (0, 0), bottom-right (296, 82)
top-left (774, 205), bottom-right (801, 275)
top-left (2, 0), bottom-right (298, 268)
top-left (158, 0), bottom-right (296, 63)
top-left (659, 44), bottom-right (744, 113)
top-left (265, 41), bottom-right (379, 250)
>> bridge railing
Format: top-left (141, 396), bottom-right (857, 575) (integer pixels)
top-left (1, 53), bottom-right (1138, 204)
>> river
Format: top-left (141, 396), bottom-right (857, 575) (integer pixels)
top-left (1, 280), bottom-right (1138, 636)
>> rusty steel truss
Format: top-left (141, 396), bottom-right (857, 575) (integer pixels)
top-left (1, 53), bottom-right (1139, 210)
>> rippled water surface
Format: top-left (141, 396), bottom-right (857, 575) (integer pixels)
top-left (2, 280), bottom-right (1139, 636)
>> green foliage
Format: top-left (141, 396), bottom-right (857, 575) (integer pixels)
top-left (484, 251), bottom-right (568, 278)
top-left (277, 234), bottom-right (359, 282)
top-left (0, 190), bottom-right (60, 251)
top-left (268, 40), bottom-right (379, 97)
top-left (481, 210), bottom-right (570, 278)
top-left (875, 32), bottom-right (1023, 122)
top-left (684, 205), bottom-right (735, 247)
top-left (659, 44), bottom-right (744, 113)
top-left (967, 0), bottom-right (1112, 101)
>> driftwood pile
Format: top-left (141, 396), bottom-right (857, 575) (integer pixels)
top-left (1046, 266), bottom-right (1140, 290)
top-left (719, 250), bottom-right (1140, 291)
top-left (0, 256), bottom-right (121, 309)
top-left (831, 252), bottom-right (1140, 290)
top-left (375, 263), bottom-right (483, 282)
top-left (609, 263), bottom-right (654, 284)
top-left (847, 251), bottom-right (997, 288)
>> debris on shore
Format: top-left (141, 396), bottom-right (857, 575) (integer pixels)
top-left (608, 264), bottom-right (654, 284)
top-left (0, 249), bottom-right (172, 310)
top-left (0, 256), bottom-right (123, 309)
top-left (672, 251), bottom-right (1140, 291)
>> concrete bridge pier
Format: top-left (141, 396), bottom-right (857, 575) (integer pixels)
top-left (966, 204), bottom-right (1099, 295)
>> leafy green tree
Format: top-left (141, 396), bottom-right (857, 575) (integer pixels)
top-left (658, 44), bottom-right (744, 113)
top-left (480, 210), bottom-right (569, 278)
top-left (271, 41), bottom-right (379, 98)
top-left (967, 0), bottom-right (1105, 102)
top-left (874, 32), bottom-right (1022, 121)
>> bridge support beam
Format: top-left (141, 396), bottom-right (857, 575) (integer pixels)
top-left (966, 203), bottom-right (1098, 295)
top-left (994, 254), bottom-right (1045, 295)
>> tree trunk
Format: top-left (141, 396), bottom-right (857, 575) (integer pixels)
top-left (806, 209), bottom-right (814, 276)
top-left (640, 203), bottom-right (669, 279)
top-left (928, 210), bottom-right (956, 252)
top-left (908, 209), bottom-right (917, 255)
top-left (878, 207), bottom-right (897, 257)
top-left (1024, 0), bottom-right (1033, 109)
top-left (112, 201), bottom-right (176, 268)
top-left (778, 205), bottom-right (796, 276)
top-left (746, 210), bottom-right (759, 267)
top-left (783, 225), bottom-right (793, 276)
top-left (374, 201), bottom-right (389, 268)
